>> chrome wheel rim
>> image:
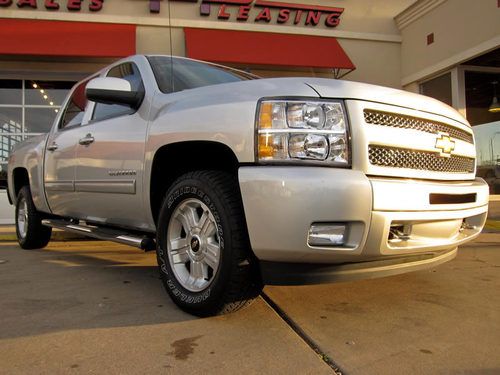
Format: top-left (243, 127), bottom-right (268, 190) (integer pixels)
top-left (17, 197), bottom-right (28, 239)
top-left (167, 198), bottom-right (221, 292)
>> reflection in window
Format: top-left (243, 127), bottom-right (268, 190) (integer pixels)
top-left (420, 73), bottom-right (452, 106)
top-left (0, 163), bottom-right (7, 189)
top-left (0, 108), bottom-right (22, 133)
top-left (0, 80), bottom-right (22, 105)
top-left (466, 71), bottom-right (500, 194)
top-left (465, 71), bottom-right (500, 126)
top-left (92, 63), bottom-right (143, 122)
top-left (25, 108), bottom-right (60, 133)
top-left (148, 56), bottom-right (257, 94)
top-left (0, 79), bottom-right (75, 189)
top-left (0, 134), bottom-right (23, 163)
top-left (474, 123), bottom-right (500, 194)
top-left (60, 80), bottom-right (88, 128)
top-left (25, 81), bottom-right (74, 107)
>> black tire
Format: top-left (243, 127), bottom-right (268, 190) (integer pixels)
top-left (15, 186), bottom-right (52, 250)
top-left (156, 170), bottom-right (262, 316)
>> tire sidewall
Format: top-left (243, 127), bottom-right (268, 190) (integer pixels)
top-left (15, 186), bottom-right (51, 249)
top-left (15, 187), bottom-right (30, 247)
top-left (157, 177), bottom-right (234, 314)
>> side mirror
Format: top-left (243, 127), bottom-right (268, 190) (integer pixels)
top-left (85, 77), bottom-right (143, 109)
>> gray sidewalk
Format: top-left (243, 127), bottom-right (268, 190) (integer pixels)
top-left (0, 233), bottom-right (499, 374)
top-left (0, 240), bottom-right (331, 374)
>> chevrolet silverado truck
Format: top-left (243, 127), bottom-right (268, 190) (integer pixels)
top-left (7, 55), bottom-right (489, 316)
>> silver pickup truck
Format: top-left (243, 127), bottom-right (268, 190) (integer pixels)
top-left (7, 55), bottom-right (489, 316)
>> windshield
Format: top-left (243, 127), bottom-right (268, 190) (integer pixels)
top-left (147, 56), bottom-right (259, 94)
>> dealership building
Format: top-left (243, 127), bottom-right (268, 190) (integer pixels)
top-left (0, 0), bottom-right (499, 223)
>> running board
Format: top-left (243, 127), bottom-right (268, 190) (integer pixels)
top-left (41, 219), bottom-right (156, 251)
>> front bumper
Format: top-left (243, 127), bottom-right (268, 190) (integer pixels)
top-left (239, 167), bottom-right (488, 282)
top-left (260, 248), bottom-right (457, 285)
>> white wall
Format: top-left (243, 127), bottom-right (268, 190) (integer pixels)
top-left (0, 192), bottom-right (15, 224)
top-left (398, 0), bottom-right (500, 85)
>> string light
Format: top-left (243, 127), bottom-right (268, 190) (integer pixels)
top-left (33, 81), bottom-right (59, 113)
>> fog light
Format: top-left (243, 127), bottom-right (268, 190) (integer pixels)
top-left (388, 224), bottom-right (412, 242)
top-left (308, 224), bottom-right (346, 247)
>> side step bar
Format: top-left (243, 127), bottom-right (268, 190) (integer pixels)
top-left (41, 219), bottom-right (156, 251)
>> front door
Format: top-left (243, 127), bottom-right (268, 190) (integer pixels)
top-left (44, 80), bottom-right (90, 217)
top-left (73, 62), bottom-right (150, 230)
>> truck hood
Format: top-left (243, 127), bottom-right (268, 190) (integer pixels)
top-left (303, 78), bottom-right (467, 126)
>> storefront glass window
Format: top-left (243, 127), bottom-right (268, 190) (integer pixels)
top-left (466, 71), bottom-right (500, 194)
top-left (474, 123), bottom-right (500, 194)
top-left (465, 71), bottom-right (500, 126)
top-left (0, 80), bottom-right (22, 105)
top-left (0, 79), bottom-right (74, 189)
top-left (0, 163), bottom-right (7, 189)
top-left (25, 81), bottom-right (73, 106)
top-left (0, 134), bottom-right (23, 163)
top-left (1, 108), bottom-right (22, 133)
top-left (25, 108), bottom-right (60, 133)
top-left (420, 73), bottom-right (453, 106)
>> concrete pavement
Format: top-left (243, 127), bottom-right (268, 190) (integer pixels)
top-left (265, 233), bottom-right (500, 374)
top-left (0, 240), bottom-right (331, 374)
top-left (0, 233), bottom-right (499, 374)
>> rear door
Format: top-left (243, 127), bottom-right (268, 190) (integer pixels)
top-left (73, 62), bottom-right (150, 230)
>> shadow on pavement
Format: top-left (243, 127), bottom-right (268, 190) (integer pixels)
top-left (0, 241), bottom-right (195, 340)
top-left (264, 236), bottom-right (500, 374)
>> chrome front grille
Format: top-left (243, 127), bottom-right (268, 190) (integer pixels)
top-left (369, 146), bottom-right (475, 174)
top-left (364, 109), bottom-right (473, 144)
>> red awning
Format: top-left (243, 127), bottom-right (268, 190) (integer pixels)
top-left (0, 19), bottom-right (135, 58)
top-left (184, 28), bottom-right (355, 70)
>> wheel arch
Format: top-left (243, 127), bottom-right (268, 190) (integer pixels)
top-left (149, 140), bottom-right (241, 225)
top-left (12, 167), bottom-right (30, 201)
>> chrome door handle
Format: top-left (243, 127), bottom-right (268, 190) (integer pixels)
top-left (47, 142), bottom-right (58, 151)
top-left (79, 134), bottom-right (95, 145)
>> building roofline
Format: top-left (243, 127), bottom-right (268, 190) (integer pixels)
top-left (395, 0), bottom-right (447, 30)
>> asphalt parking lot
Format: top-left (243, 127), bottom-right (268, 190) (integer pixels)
top-left (0, 233), bottom-right (499, 374)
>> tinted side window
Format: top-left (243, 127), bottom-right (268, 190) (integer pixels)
top-left (59, 80), bottom-right (89, 129)
top-left (92, 63), bottom-right (144, 122)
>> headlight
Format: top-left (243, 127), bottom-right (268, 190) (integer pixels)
top-left (257, 99), bottom-right (350, 166)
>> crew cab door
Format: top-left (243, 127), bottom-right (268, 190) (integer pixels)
top-left (44, 79), bottom-right (91, 217)
top-left (73, 62), bottom-right (150, 230)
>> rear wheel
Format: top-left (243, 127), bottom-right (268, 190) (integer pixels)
top-left (16, 186), bottom-right (52, 249)
top-left (156, 170), bottom-right (262, 316)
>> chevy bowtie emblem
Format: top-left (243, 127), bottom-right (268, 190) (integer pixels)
top-left (435, 133), bottom-right (455, 157)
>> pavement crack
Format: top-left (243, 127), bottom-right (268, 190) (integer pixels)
top-left (260, 292), bottom-right (343, 374)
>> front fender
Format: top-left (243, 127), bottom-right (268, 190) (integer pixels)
top-left (146, 77), bottom-right (320, 163)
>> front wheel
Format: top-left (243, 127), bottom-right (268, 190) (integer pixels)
top-left (15, 186), bottom-right (52, 249)
top-left (156, 170), bottom-right (262, 316)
